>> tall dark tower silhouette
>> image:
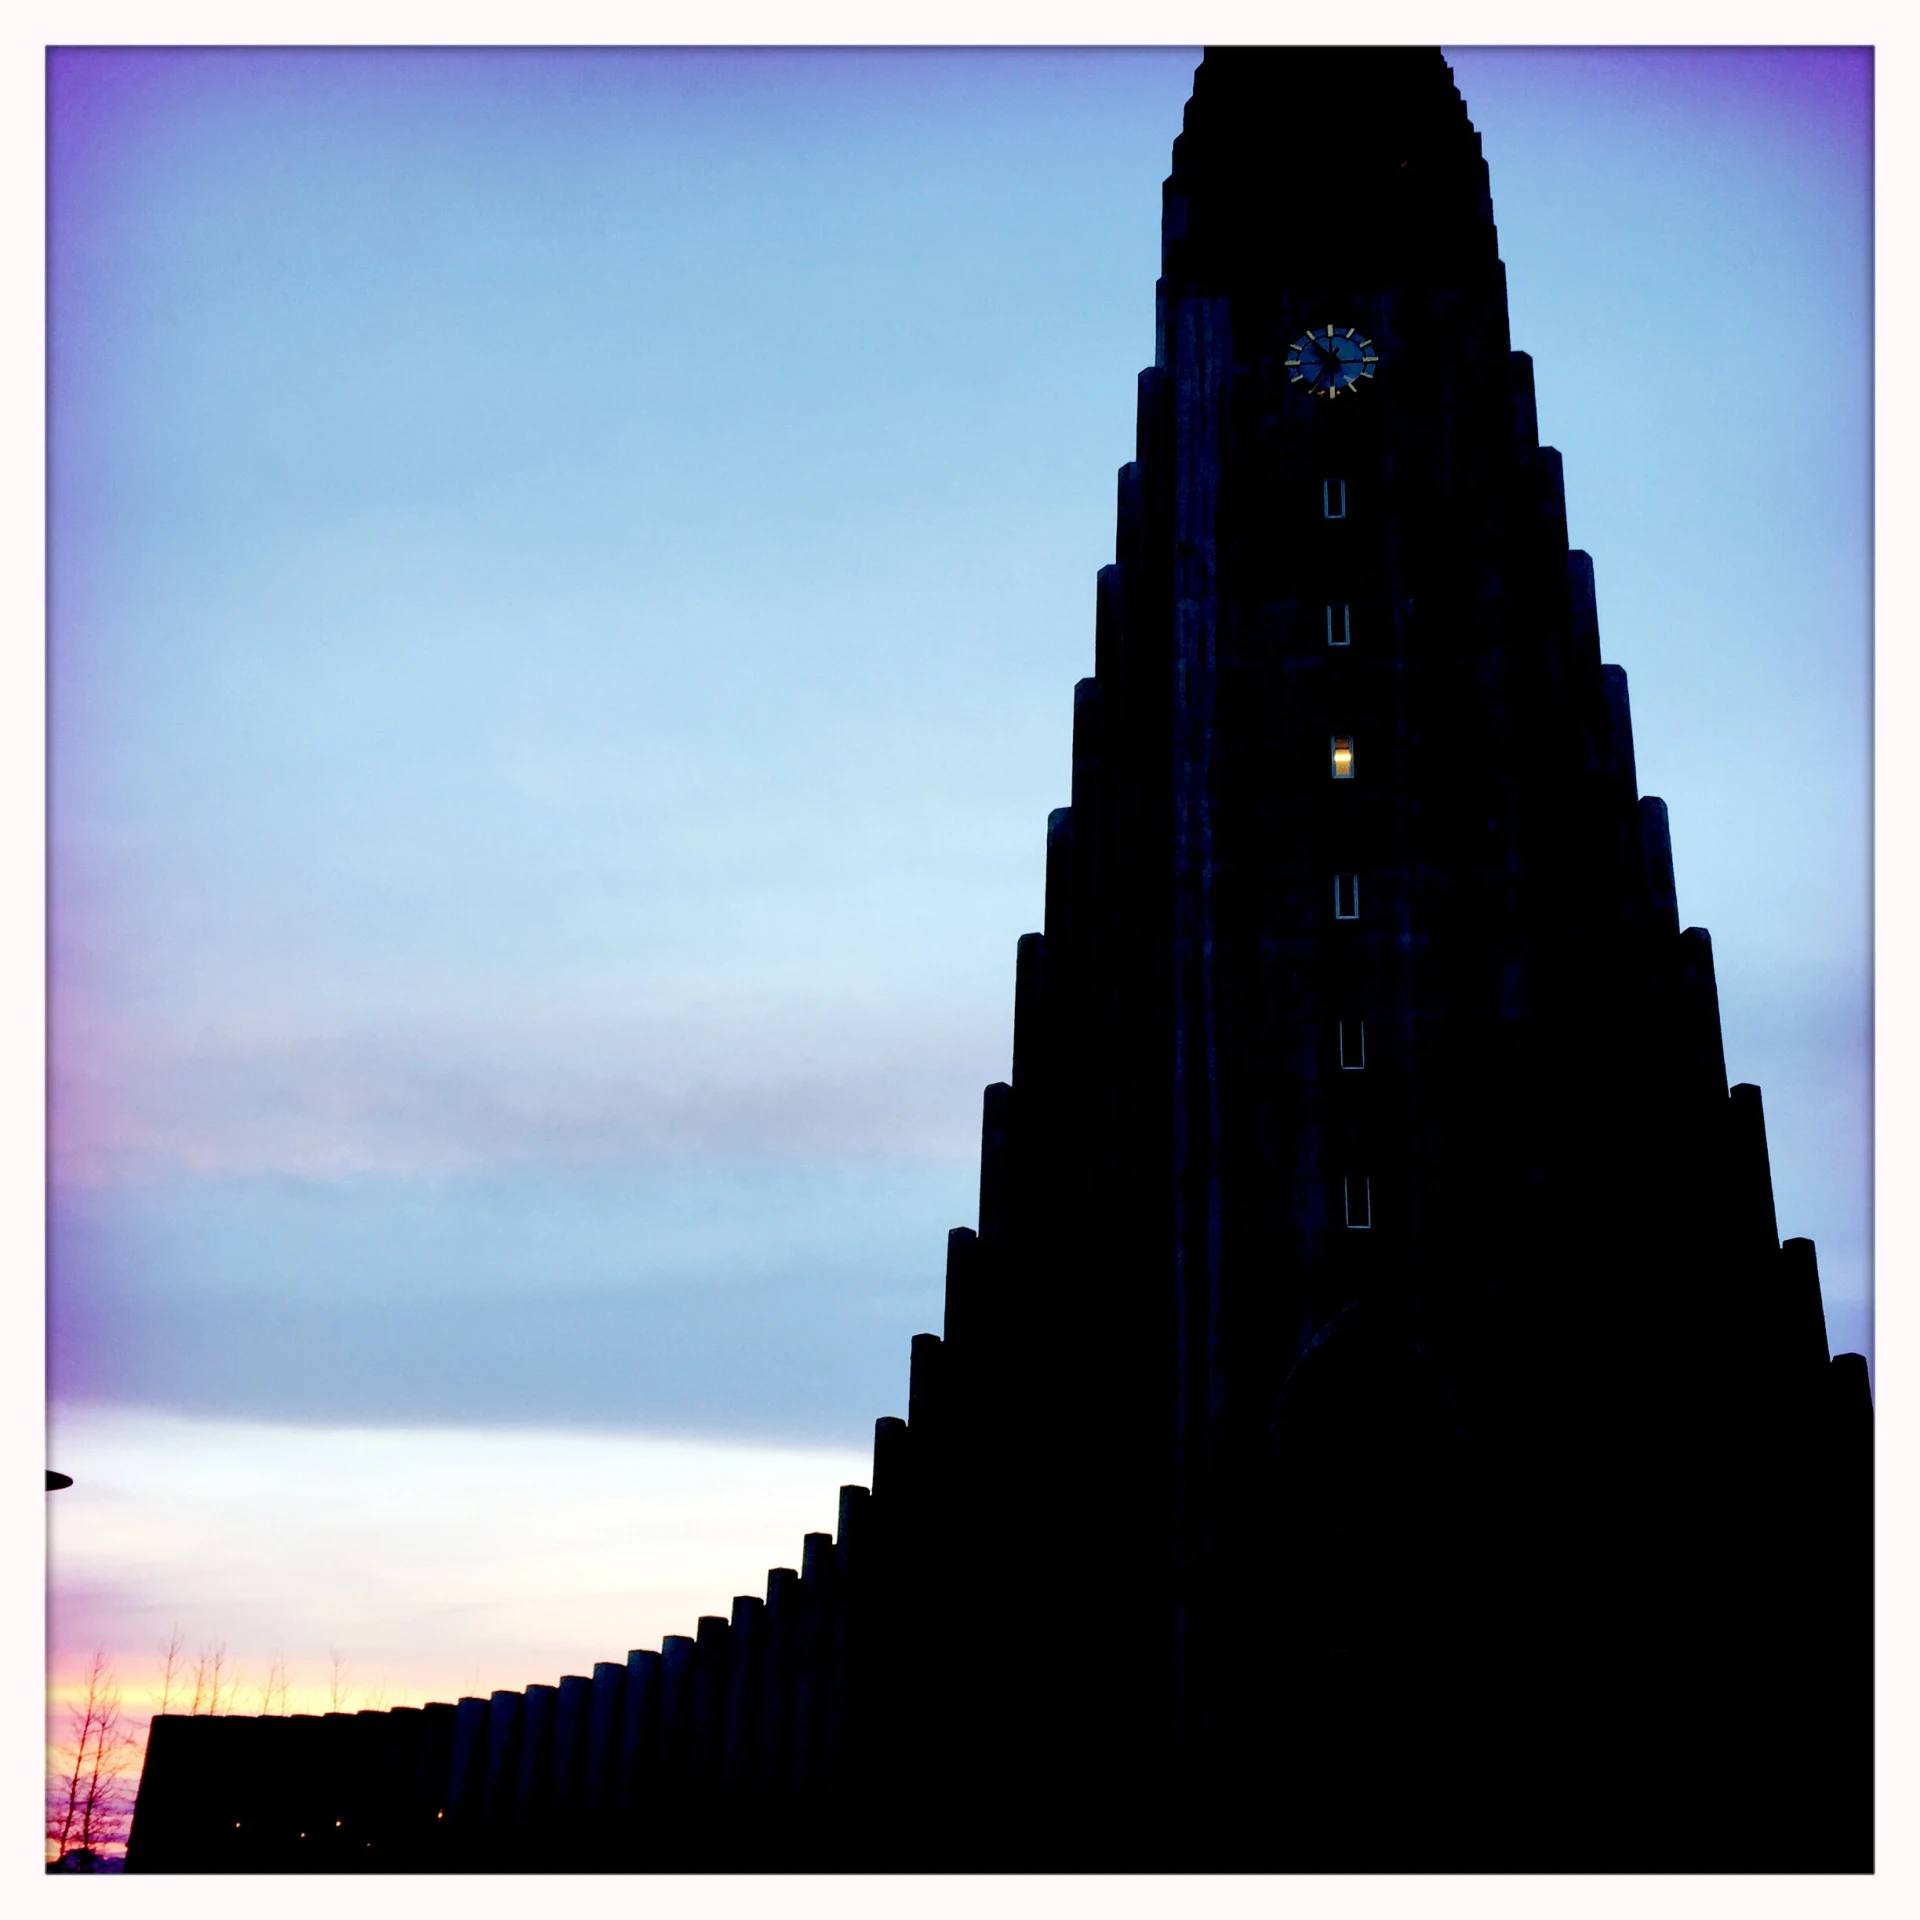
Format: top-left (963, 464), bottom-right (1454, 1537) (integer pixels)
top-left (125, 47), bottom-right (1870, 1875)
top-left (868, 44), bottom-right (1871, 1871)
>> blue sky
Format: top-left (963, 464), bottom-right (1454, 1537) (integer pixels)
top-left (44, 45), bottom-right (1872, 1707)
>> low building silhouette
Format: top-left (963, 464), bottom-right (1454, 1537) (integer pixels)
top-left (125, 46), bottom-right (1872, 1873)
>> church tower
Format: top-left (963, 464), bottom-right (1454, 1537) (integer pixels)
top-left (893, 43), bottom-right (1870, 1869)
top-left (125, 47), bottom-right (1871, 1875)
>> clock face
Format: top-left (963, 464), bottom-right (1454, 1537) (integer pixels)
top-left (1287, 325), bottom-right (1378, 398)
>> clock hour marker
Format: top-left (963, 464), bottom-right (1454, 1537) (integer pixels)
top-left (1295, 324), bottom-right (1380, 396)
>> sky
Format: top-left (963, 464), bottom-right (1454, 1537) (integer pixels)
top-left (44, 46), bottom-right (1872, 1729)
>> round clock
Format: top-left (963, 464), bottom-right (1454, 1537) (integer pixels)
top-left (1286, 325), bottom-right (1378, 397)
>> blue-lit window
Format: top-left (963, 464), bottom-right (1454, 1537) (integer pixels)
top-left (1344, 1175), bottom-right (1372, 1230)
top-left (1339, 1021), bottom-right (1365, 1070)
top-left (1327, 602), bottom-right (1351, 648)
top-left (1323, 478), bottom-right (1347, 519)
top-left (1334, 873), bottom-right (1359, 919)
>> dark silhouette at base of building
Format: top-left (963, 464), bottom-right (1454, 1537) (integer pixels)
top-left (125, 47), bottom-right (1872, 1874)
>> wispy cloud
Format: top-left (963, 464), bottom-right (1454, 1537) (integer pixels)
top-left (50, 1155), bottom-right (966, 1439)
top-left (50, 1004), bottom-right (999, 1188)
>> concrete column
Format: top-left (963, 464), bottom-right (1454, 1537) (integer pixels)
top-left (1677, 928), bottom-right (1729, 1106)
top-left (1828, 1353), bottom-right (1873, 1439)
top-left (942, 1225), bottom-right (979, 1352)
top-left (445, 1696), bottom-right (490, 1848)
top-left (1095, 560), bottom-right (1127, 684)
top-left (837, 1484), bottom-right (873, 1583)
top-left (650, 1637), bottom-right (696, 1866)
top-left (376, 1705), bottom-right (425, 1854)
top-left (790, 1533), bottom-right (835, 1788)
top-left (909, 1332), bottom-right (946, 1440)
top-left (581, 1662), bottom-right (626, 1859)
top-left (979, 1081), bottom-right (1013, 1238)
top-left (618, 1649), bottom-right (661, 1858)
top-left (1779, 1238), bottom-right (1832, 1379)
top-left (1045, 806), bottom-right (1075, 962)
top-left (515, 1681), bottom-right (558, 1857)
top-left (724, 1595), bottom-right (766, 1787)
top-left (551, 1676), bottom-right (592, 1832)
top-left (1600, 665), bottom-right (1637, 799)
top-left (656, 1635), bottom-right (696, 1775)
top-left (617, 1651), bottom-right (657, 1784)
top-left (1565, 549), bottom-right (1601, 682)
top-left (1638, 797), bottom-right (1679, 941)
top-left (832, 1482), bottom-right (885, 1790)
top-left (759, 1566), bottom-right (799, 1793)
top-left (1072, 679), bottom-right (1103, 943)
top-left (1113, 454), bottom-right (1144, 568)
top-left (1533, 445), bottom-right (1569, 556)
top-left (873, 1415), bottom-right (910, 1506)
top-left (1508, 349), bottom-right (1539, 456)
top-left (481, 1691), bottom-right (525, 1849)
top-left (1727, 1083), bottom-right (1781, 1262)
top-left (1012, 934), bottom-right (1046, 1095)
top-left (691, 1616), bottom-right (733, 1780)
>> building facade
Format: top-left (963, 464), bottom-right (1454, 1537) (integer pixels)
top-left (126, 47), bottom-right (1871, 1873)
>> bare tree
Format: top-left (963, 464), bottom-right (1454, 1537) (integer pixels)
top-left (47, 1649), bottom-right (135, 1867)
top-left (188, 1641), bottom-right (228, 1717)
top-left (256, 1653), bottom-right (291, 1716)
top-left (327, 1648), bottom-right (352, 1713)
top-left (151, 1626), bottom-right (186, 1719)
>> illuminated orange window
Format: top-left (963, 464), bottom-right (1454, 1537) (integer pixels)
top-left (1331, 736), bottom-right (1355, 779)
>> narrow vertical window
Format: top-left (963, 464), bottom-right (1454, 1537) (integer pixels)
top-left (1344, 1175), bottom-right (1372, 1229)
top-left (1333, 872), bottom-right (1360, 920)
top-left (1326, 602), bottom-right (1351, 648)
top-left (1339, 1020), bottom-right (1366, 1070)
top-left (1323, 478), bottom-right (1347, 519)
top-left (1331, 736), bottom-right (1355, 779)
